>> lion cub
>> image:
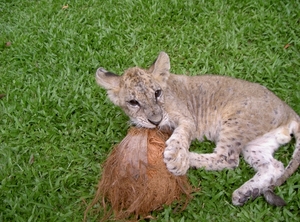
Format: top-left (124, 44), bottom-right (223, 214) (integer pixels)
top-left (96, 52), bottom-right (300, 206)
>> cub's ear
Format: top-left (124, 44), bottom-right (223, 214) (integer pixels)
top-left (95, 68), bottom-right (121, 105)
top-left (149, 52), bottom-right (170, 82)
top-left (96, 68), bottom-right (120, 89)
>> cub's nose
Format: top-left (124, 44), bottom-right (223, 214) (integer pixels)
top-left (148, 117), bottom-right (162, 126)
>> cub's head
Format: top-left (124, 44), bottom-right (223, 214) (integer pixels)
top-left (95, 52), bottom-right (170, 128)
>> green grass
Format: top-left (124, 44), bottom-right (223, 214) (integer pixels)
top-left (1, 0), bottom-right (300, 221)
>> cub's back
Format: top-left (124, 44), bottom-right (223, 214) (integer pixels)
top-left (165, 74), bottom-right (297, 131)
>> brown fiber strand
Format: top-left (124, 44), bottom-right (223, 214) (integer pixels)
top-left (84, 127), bottom-right (194, 221)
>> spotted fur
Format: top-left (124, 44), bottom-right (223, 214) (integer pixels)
top-left (96, 52), bottom-right (300, 206)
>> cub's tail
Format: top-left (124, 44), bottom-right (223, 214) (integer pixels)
top-left (275, 120), bottom-right (300, 187)
top-left (264, 120), bottom-right (300, 206)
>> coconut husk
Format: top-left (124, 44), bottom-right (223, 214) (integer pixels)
top-left (84, 127), bottom-right (194, 221)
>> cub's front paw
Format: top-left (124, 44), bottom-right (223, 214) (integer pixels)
top-left (163, 138), bottom-right (189, 176)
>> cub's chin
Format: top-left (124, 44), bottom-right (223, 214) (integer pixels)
top-left (131, 119), bottom-right (157, 129)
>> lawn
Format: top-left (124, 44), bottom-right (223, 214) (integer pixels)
top-left (1, 0), bottom-right (300, 221)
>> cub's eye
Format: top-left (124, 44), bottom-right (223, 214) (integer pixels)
top-left (155, 89), bottom-right (162, 98)
top-left (128, 100), bottom-right (140, 107)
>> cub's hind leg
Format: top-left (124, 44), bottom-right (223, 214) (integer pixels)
top-left (232, 123), bottom-right (296, 206)
top-left (188, 141), bottom-right (242, 170)
top-left (189, 125), bottom-right (247, 170)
